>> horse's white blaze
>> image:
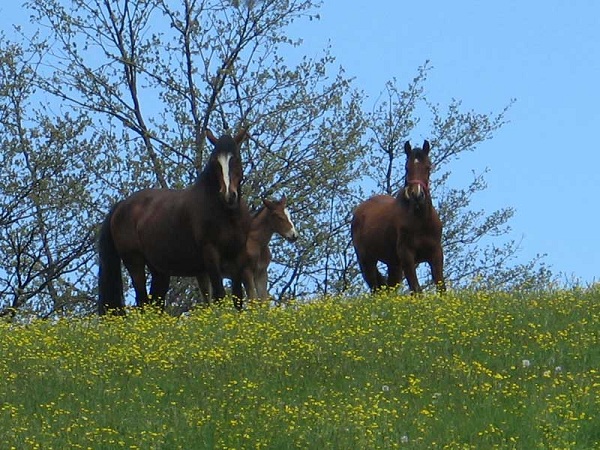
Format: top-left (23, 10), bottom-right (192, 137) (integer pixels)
top-left (283, 207), bottom-right (299, 239)
top-left (217, 153), bottom-right (233, 195)
top-left (414, 158), bottom-right (420, 164)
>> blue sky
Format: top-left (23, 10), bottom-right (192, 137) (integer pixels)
top-left (1, 1), bottom-right (598, 284)
top-left (297, 1), bottom-right (599, 284)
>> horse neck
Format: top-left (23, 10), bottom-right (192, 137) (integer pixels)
top-left (399, 193), bottom-right (434, 220)
top-left (249, 207), bottom-right (277, 248)
top-left (194, 165), bottom-right (217, 191)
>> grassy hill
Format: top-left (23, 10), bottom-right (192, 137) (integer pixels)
top-left (1, 289), bottom-right (599, 449)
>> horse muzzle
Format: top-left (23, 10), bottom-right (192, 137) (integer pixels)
top-left (285, 229), bottom-right (299, 242)
top-left (221, 190), bottom-right (239, 209)
top-left (404, 185), bottom-right (425, 203)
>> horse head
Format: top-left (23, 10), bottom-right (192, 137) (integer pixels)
top-left (205, 128), bottom-right (248, 209)
top-left (263, 195), bottom-right (299, 242)
top-left (402, 140), bottom-right (432, 207)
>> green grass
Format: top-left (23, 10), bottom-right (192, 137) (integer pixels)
top-left (1, 289), bottom-right (599, 449)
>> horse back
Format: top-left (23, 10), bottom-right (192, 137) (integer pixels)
top-left (351, 195), bottom-right (402, 265)
top-left (110, 187), bottom-right (249, 276)
top-left (110, 189), bottom-right (187, 268)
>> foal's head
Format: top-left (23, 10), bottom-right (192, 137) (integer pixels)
top-left (403, 140), bottom-right (432, 206)
top-left (263, 196), bottom-right (299, 242)
top-left (205, 128), bottom-right (248, 208)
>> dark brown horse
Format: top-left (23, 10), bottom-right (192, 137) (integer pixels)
top-left (198, 195), bottom-right (299, 302)
top-left (98, 128), bottom-right (251, 314)
top-left (351, 140), bottom-right (445, 293)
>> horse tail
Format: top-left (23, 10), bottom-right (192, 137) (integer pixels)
top-left (98, 206), bottom-right (124, 315)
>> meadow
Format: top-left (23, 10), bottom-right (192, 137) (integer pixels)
top-left (0, 289), bottom-right (598, 449)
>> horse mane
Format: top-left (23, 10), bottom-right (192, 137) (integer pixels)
top-left (193, 166), bottom-right (217, 193)
top-left (250, 205), bottom-right (266, 218)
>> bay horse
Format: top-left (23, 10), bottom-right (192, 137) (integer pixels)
top-left (98, 128), bottom-right (251, 314)
top-left (351, 140), bottom-right (445, 293)
top-left (198, 195), bottom-right (299, 302)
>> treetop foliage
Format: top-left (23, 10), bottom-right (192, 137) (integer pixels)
top-left (0, 0), bottom-right (552, 317)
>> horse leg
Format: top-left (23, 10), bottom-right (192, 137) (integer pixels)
top-left (255, 268), bottom-right (269, 301)
top-left (149, 272), bottom-right (170, 310)
top-left (227, 265), bottom-right (253, 310)
top-left (122, 256), bottom-right (149, 307)
top-left (401, 254), bottom-right (422, 293)
top-left (376, 269), bottom-right (387, 288)
top-left (429, 247), bottom-right (446, 293)
top-left (242, 267), bottom-right (259, 303)
top-left (358, 258), bottom-right (383, 291)
top-left (208, 271), bottom-right (226, 301)
top-left (203, 246), bottom-right (226, 301)
top-left (387, 264), bottom-right (403, 289)
top-left (205, 263), bottom-right (226, 302)
top-left (196, 274), bottom-right (212, 304)
top-left (231, 277), bottom-right (245, 311)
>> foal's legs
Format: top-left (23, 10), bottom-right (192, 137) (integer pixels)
top-left (242, 267), bottom-right (259, 303)
top-left (255, 268), bottom-right (269, 301)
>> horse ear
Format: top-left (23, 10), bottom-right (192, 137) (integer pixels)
top-left (280, 194), bottom-right (287, 205)
top-left (263, 198), bottom-right (276, 210)
top-left (423, 140), bottom-right (431, 155)
top-left (206, 129), bottom-right (218, 146)
top-left (234, 128), bottom-right (249, 144)
top-left (404, 141), bottom-right (412, 156)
